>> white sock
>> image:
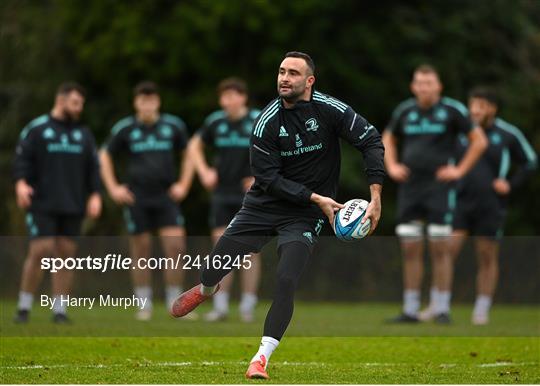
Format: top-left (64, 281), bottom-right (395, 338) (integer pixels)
top-left (251, 336), bottom-right (279, 368)
top-left (213, 291), bottom-right (229, 314)
top-left (428, 287), bottom-right (437, 310)
top-left (134, 286), bottom-right (153, 310)
top-left (200, 284), bottom-right (218, 296)
top-left (165, 286), bottom-right (181, 309)
top-left (473, 295), bottom-right (492, 317)
top-left (403, 289), bottom-right (420, 317)
top-left (434, 290), bottom-right (451, 314)
top-left (239, 293), bottom-right (258, 314)
top-left (52, 295), bottom-right (66, 314)
top-left (17, 291), bottom-right (33, 311)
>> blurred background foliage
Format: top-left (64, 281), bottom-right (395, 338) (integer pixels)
top-left (1, 0), bottom-right (539, 237)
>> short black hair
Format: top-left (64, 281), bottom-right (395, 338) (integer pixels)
top-left (469, 86), bottom-right (499, 107)
top-left (56, 81), bottom-right (85, 97)
top-left (413, 64), bottom-right (440, 78)
top-left (284, 51), bottom-right (315, 75)
top-left (134, 81), bottom-right (159, 97)
top-left (217, 77), bottom-right (248, 96)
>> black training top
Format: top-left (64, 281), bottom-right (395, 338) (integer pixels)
top-left (457, 117), bottom-right (537, 200)
top-left (104, 114), bottom-right (189, 204)
top-left (13, 114), bottom-right (100, 215)
top-left (197, 108), bottom-right (260, 195)
top-left (245, 90), bottom-right (385, 218)
top-left (386, 97), bottom-right (473, 179)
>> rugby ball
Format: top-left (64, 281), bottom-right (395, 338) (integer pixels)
top-left (333, 199), bottom-right (371, 241)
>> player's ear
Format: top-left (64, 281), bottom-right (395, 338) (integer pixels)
top-left (54, 94), bottom-right (64, 108)
top-left (307, 75), bottom-right (315, 88)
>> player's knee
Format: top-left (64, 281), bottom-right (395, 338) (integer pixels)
top-left (275, 273), bottom-right (298, 294)
top-left (396, 222), bottom-right (424, 242)
top-left (28, 242), bottom-right (55, 262)
top-left (476, 246), bottom-right (497, 267)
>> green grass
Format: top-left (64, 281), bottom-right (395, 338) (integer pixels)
top-left (1, 301), bottom-right (539, 383)
top-left (1, 300), bottom-right (539, 337)
top-left (1, 337), bottom-right (539, 383)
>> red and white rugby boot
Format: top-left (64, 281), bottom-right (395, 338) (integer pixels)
top-left (170, 284), bottom-right (219, 318)
top-left (245, 354), bottom-right (269, 380)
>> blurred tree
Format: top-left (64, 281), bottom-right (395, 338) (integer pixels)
top-left (1, 0), bottom-right (538, 238)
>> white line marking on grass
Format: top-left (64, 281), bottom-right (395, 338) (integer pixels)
top-left (3, 361), bottom-right (537, 371)
top-left (477, 361), bottom-right (536, 368)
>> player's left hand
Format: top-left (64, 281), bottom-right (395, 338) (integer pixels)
top-left (169, 182), bottom-right (189, 202)
top-left (363, 196), bottom-right (381, 235)
top-left (492, 178), bottom-right (511, 195)
top-left (86, 193), bottom-right (102, 219)
top-left (242, 176), bottom-right (255, 192)
top-left (436, 165), bottom-right (463, 182)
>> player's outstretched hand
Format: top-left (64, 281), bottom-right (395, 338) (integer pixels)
top-left (15, 179), bottom-right (33, 209)
top-left (169, 181), bottom-right (189, 202)
top-left (310, 193), bottom-right (344, 225)
top-left (86, 192), bottom-right (102, 219)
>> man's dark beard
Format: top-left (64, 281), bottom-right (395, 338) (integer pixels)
top-left (62, 108), bottom-right (80, 123)
top-left (480, 115), bottom-right (495, 129)
top-left (279, 89), bottom-right (303, 104)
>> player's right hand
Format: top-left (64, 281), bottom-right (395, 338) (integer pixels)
top-left (387, 163), bottom-right (410, 183)
top-left (110, 184), bottom-right (135, 205)
top-left (311, 193), bottom-right (344, 225)
top-left (200, 168), bottom-right (218, 191)
top-left (15, 179), bottom-right (33, 209)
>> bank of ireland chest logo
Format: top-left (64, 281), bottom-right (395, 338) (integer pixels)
top-left (60, 133), bottom-right (69, 144)
top-left (295, 134), bottom-right (303, 147)
top-left (305, 118), bottom-right (319, 132)
top-left (130, 128), bottom-right (142, 141)
top-left (42, 127), bottom-right (55, 139)
top-left (71, 129), bottom-right (82, 142)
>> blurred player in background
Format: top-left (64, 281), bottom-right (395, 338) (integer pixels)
top-left (13, 82), bottom-right (102, 323)
top-left (171, 51), bottom-right (385, 379)
top-left (100, 81), bottom-right (194, 321)
top-left (451, 87), bottom-right (537, 325)
top-left (188, 78), bottom-right (261, 322)
top-left (383, 65), bottom-right (487, 324)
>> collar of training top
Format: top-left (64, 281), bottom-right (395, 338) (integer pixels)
top-left (48, 113), bottom-right (80, 128)
top-left (414, 97), bottom-right (443, 113)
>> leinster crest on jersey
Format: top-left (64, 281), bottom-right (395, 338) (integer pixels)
top-left (305, 118), bottom-right (319, 132)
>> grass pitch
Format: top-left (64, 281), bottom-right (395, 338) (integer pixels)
top-left (1, 301), bottom-right (539, 383)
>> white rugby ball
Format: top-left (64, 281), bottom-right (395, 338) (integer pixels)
top-left (333, 199), bottom-right (371, 241)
